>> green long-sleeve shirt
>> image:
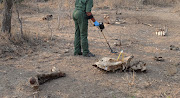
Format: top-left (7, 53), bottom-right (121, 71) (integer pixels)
top-left (75, 0), bottom-right (93, 12)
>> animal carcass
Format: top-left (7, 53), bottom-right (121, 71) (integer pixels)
top-left (93, 56), bottom-right (147, 72)
top-left (93, 56), bottom-right (134, 72)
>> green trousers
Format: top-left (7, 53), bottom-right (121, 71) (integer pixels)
top-left (73, 9), bottom-right (89, 55)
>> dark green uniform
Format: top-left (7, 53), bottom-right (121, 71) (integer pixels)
top-left (73, 0), bottom-right (93, 56)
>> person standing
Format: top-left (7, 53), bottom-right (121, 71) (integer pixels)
top-left (73, 0), bottom-right (100, 57)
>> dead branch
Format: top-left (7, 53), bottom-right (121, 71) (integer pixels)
top-left (141, 23), bottom-right (153, 27)
top-left (47, 20), bottom-right (53, 40)
top-left (29, 71), bottom-right (66, 90)
top-left (57, 0), bottom-right (62, 29)
top-left (15, 5), bottom-right (23, 38)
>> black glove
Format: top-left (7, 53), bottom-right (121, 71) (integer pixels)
top-left (99, 22), bottom-right (105, 31)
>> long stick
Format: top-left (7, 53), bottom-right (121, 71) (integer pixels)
top-left (47, 21), bottom-right (53, 40)
top-left (89, 20), bottom-right (116, 53)
top-left (101, 30), bottom-right (116, 53)
top-left (15, 5), bottom-right (23, 38)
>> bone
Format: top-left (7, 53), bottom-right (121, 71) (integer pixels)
top-left (104, 14), bottom-right (111, 24)
top-left (42, 14), bottom-right (53, 21)
top-left (114, 40), bottom-right (121, 46)
top-left (155, 27), bottom-right (168, 36)
top-left (170, 45), bottom-right (179, 51)
top-left (153, 56), bottom-right (165, 62)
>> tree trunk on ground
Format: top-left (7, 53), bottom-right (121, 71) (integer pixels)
top-left (1, 0), bottom-right (13, 36)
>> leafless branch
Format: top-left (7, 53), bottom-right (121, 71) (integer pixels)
top-left (57, 0), bottom-right (62, 30)
top-left (47, 20), bottom-right (53, 40)
top-left (15, 5), bottom-right (23, 38)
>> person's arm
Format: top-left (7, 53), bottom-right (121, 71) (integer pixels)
top-left (86, 12), bottom-right (95, 22)
top-left (86, 0), bottom-right (99, 26)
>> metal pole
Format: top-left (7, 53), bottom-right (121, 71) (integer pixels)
top-left (100, 30), bottom-right (117, 53)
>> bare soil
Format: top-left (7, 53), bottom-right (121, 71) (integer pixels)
top-left (0, 1), bottom-right (180, 98)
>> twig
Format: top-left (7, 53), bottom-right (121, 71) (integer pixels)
top-left (15, 5), bottom-right (23, 38)
top-left (36, 3), bottom-right (40, 13)
top-left (68, 0), bottom-right (72, 26)
top-left (47, 20), bottom-right (53, 40)
top-left (173, 88), bottom-right (180, 97)
top-left (132, 70), bottom-right (135, 85)
top-left (57, 0), bottom-right (62, 30)
top-left (141, 23), bottom-right (153, 27)
top-left (128, 70), bottom-right (135, 86)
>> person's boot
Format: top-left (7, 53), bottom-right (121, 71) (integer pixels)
top-left (83, 52), bottom-right (95, 57)
top-left (74, 52), bottom-right (83, 56)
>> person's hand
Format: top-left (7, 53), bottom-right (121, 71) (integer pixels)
top-left (94, 21), bottom-right (100, 26)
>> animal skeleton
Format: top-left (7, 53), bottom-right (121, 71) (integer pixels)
top-left (93, 56), bottom-right (147, 72)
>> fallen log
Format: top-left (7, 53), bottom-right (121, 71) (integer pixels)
top-left (29, 71), bottom-right (66, 90)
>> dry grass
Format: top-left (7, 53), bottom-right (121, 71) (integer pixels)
top-left (0, 30), bottom-right (43, 58)
top-left (19, 0), bottom-right (180, 9)
top-left (10, 28), bottom-right (45, 45)
top-left (143, 0), bottom-right (176, 6)
top-left (171, 2), bottom-right (180, 12)
top-left (0, 32), bottom-right (15, 57)
top-left (94, 0), bottom-right (137, 9)
top-left (0, 32), bottom-right (11, 44)
top-left (1, 0), bottom-right (180, 57)
top-left (94, 0), bottom-right (180, 9)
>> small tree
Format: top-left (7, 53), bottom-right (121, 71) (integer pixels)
top-left (15, 0), bottom-right (24, 38)
top-left (1, 0), bottom-right (13, 36)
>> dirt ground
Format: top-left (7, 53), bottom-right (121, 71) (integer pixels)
top-left (0, 0), bottom-right (180, 98)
